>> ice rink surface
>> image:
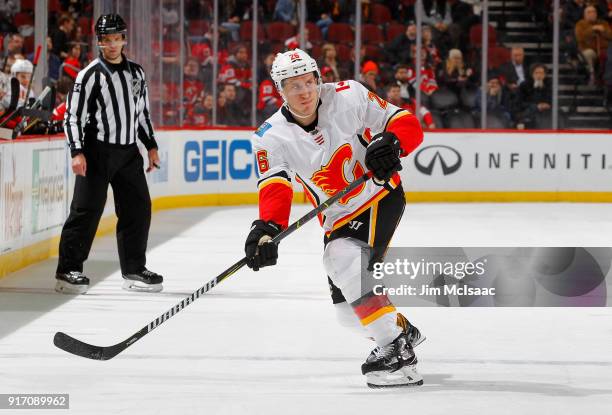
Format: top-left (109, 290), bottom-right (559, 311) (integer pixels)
top-left (1, 203), bottom-right (612, 415)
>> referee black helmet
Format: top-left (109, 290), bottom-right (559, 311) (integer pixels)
top-left (95, 14), bottom-right (127, 38)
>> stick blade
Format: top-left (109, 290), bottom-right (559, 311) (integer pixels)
top-left (53, 332), bottom-right (117, 361)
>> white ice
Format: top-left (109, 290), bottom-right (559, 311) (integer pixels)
top-left (1, 203), bottom-right (612, 415)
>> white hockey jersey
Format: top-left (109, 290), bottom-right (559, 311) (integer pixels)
top-left (253, 80), bottom-right (422, 234)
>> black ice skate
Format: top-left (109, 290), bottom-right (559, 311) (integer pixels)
top-left (396, 313), bottom-right (426, 348)
top-left (55, 271), bottom-right (90, 294)
top-left (122, 269), bottom-right (163, 292)
top-left (361, 332), bottom-right (423, 388)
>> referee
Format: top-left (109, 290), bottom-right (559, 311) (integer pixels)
top-left (55, 14), bottom-right (163, 294)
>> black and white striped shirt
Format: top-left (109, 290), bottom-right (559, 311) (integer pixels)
top-left (64, 55), bottom-right (157, 156)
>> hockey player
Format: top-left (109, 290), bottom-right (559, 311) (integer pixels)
top-left (10, 59), bottom-right (35, 107)
top-left (244, 49), bottom-right (425, 387)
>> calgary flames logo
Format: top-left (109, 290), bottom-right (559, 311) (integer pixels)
top-left (311, 144), bottom-right (365, 205)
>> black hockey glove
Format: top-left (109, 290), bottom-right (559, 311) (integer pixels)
top-left (365, 131), bottom-right (403, 183)
top-left (245, 220), bottom-right (282, 271)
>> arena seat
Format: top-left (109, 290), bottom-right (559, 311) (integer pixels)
top-left (327, 23), bottom-right (354, 45)
top-left (240, 21), bottom-right (266, 42)
top-left (266, 21), bottom-right (295, 42)
top-left (361, 24), bottom-right (385, 45)
top-left (371, 3), bottom-right (392, 25)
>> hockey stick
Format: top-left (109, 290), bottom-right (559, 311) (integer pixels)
top-left (54, 171), bottom-right (373, 360)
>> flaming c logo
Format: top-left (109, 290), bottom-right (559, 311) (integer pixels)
top-left (311, 144), bottom-right (365, 205)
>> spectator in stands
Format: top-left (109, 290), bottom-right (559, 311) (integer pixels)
top-left (431, 19), bottom-right (453, 60)
top-left (575, 5), bottom-right (612, 84)
top-left (162, 3), bottom-right (180, 26)
top-left (0, 5), bottom-right (17, 33)
top-left (257, 77), bottom-right (282, 123)
top-left (218, 44), bottom-right (252, 106)
top-left (162, 82), bottom-right (180, 125)
top-left (257, 53), bottom-right (275, 83)
top-left (437, 48), bottom-right (477, 98)
top-left (185, 90), bottom-right (208, 126)
top-left (422, 4), bottom-right (451, 28)
top-left (51, 14), bottom-right (75, 59)
top-left (183, 57), bottom-right (205, 119)
top-left (24, 35), bottom-right (61, 81)
top-left (285, 28), bottom-right (313, 52)
top-left (62, 42), bottom-right (82, 80)
top-left (447, 0), bottom-right (479, 50)
top-left (386, 21), bottom-right (416, 65)
top-left (191, 40), bottom-right (212, 64)
top-left (359, 60), bottom-right (385, 97)
top-left (408, 44), bottom-right (439, 105)
top-left (311, 0), bottom-right (352, 24)
top-left (191, 92), bottom-right (213, 126)
top-left (422, 25), bottom-right (442, 69)
top-left (1, 33), bottom-right (24, 61)
top-left (221, 83), bottom-right (248, 126)
top-left (55, 76), bottom-right (73, 109)
top-left (563, 0), bottom-right (586, 33)
top-left (605, 0), bottom-right (612, 23)
top-left (274, 0), bottom-right (296, 24)
top-left (216, 89), bottom-right (229, 126)
top-left (186, 0), bottom-right (213, 17)
top-left (45, 36), bottom-right (62, 81)
top-left (498, 47), bottom-right (530, 91)
top-left (317, 43), bottom-right (347, 81)
top-left (394, 64), bottom-right (413, 101)
top-left (316, 12), bottom-right (334, 39)
top-left (517, 63), bottom-right (553, 130)
top-left (385, 83), bottom-right (436, 129)
top-left (50, 77), bottom-right (74, 131)
top-left (473, 72), bottom-right (517, 128)
top-left (220, 14), bottom-right (241, 43)
top-left (321, 66), bottom-right (337, 83)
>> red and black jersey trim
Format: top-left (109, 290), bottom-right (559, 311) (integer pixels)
top-left (257, 170), bottom-right (291, 187)
top-left (383, 109), bottom-right (406, 132)
top-left (295, 173), bottom-right (320, 206)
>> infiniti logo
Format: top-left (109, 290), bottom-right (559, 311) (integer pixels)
top-left (414, 145), bottom-right (462, 175)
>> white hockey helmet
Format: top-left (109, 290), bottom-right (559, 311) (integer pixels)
top-left (270, 48), bottom-right (320, 92)
top-left (11, 59), bottom-right (33, 75)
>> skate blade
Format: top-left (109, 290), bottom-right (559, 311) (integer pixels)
top-left (55, 280), bottom-right (88, 295)
top-left (122, 280), bottom-right (163, 293)
top-left (366, 366), bottom-right (424, 388)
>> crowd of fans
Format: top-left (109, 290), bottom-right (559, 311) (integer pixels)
top-left (1, 0), bottom-right (612, 133)
top-left (0, 1), bottom-right (92, 130)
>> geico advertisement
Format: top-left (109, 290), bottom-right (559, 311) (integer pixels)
top-left (401, 133), bottom-right (612, 191)
top-left (183, 138), bottom-right (258, 182)
top-left (154, 130), bottom-right (260, 195)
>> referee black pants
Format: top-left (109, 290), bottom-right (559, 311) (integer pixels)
top-left (57, 140), bottom-right (151, 275)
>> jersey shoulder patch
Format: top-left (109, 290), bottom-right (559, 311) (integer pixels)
top-left (255, 122), bottom-right (272, 137)
top-left (334, 80), bottom-right (351, 92)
